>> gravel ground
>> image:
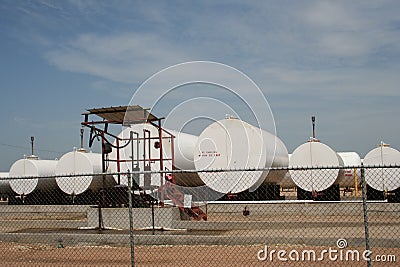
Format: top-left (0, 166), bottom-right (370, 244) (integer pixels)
top-left (0, 242), bottom-right (398, 266)
top-left (0, 203), bottom-right (398, 266)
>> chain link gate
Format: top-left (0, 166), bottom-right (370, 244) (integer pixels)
top-left (0, 165), bottom-right (399, 266)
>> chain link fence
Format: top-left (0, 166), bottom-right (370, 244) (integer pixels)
top-left (0, 165), bottom-right (399, 266)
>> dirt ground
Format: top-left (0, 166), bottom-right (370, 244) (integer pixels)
top-left (0, 202), bottom-right (398, 266)
top-left (0, 241), bottom-right (397, 266)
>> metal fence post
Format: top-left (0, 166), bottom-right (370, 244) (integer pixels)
top-left (361, 163), bottom-right (372, 267)
top-left (129, 131), bottom-right (135, 267)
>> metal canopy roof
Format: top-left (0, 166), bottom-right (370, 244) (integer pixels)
top-left (84, 105), bottom-right (159, 124)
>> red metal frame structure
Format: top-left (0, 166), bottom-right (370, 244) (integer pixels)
top-left (81, 105), bottom-right (175, 207)
top-left (81, 105), bottom-right (207, 220)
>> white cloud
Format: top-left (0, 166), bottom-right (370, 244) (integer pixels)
top-left (45, 33), bottom-right (192, 84)
top-left (300, 1), bottom-right (400, 58)
top-left (303, 1), bottom-right (364, 30)
top-left (318, 32), bottom-right (371, 57)
top-left (258, 66), bottom-right (400, 98)
top-left (42, 2), bottom-right (400, 98)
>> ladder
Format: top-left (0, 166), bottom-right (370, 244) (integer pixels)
top-left (163, 174), bottom-right (207, 221)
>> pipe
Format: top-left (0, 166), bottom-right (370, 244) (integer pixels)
top-left (30, 136), bottom-right (35, 156)
top-left (80, 128), bottom-right (84, 149)
top-left (311, 116), bottom-right (316, 139)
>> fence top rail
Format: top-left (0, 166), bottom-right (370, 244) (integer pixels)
top-left (2, 164), bottom-right (400, 181)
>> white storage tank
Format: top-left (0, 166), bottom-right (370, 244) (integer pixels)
top-left (337, 152), bottom-right (362, 188)
top-left (109, 123), bottom-right (203, 187)
top-left (363, 143), bottom-right (400, 191)
top-left (289, 140), bottom-right (344, 192)
top-left (0, 172), bottom-right (11, 194)
top-left (194, 118), bottom-right (289, 194)
top-left (55, 149), bottom-right (116, 195)
top-left (9, 157), bottom-right (58, 196)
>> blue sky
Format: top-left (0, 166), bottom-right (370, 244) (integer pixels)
top-left (0, 1), bottom-right (400, 171)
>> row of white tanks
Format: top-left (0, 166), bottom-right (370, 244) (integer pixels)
top-left (3, 151), bottom-right (114, 197)
top-left (2, 117), bottom-right (400, 198)
top-left (289, 141), bottom-right (400, 193)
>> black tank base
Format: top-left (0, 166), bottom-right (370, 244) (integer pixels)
top-left (297, 184), bottom-right (341, 201)
top-left (296, 187), bottom-right (313, 200)
top-left (219, 184), bottom-right (284, 201)
top-left (366, 185), bottom-right (385, 201)
top-left (386, 187), bottom-right (400, 203)
top-left (8, 189), bottom-right (68, 205)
